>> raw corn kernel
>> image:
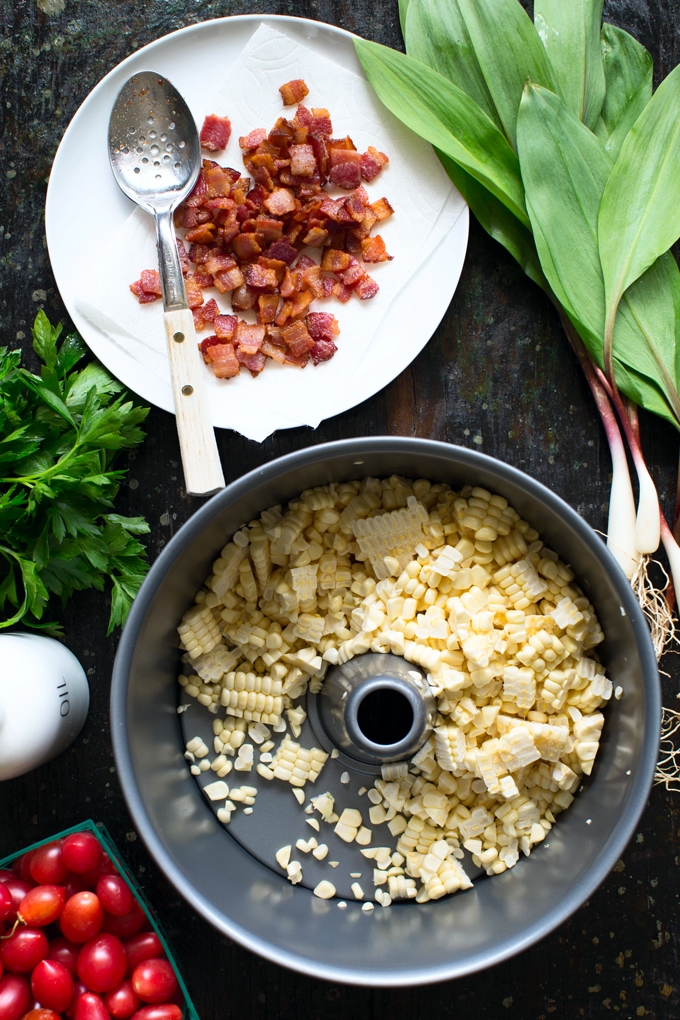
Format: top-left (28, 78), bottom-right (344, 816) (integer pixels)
top-left (177, 474), bottom-right (611, 908)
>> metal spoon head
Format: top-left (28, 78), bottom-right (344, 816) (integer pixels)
top-left (108, 70), bottom-right (200, 215)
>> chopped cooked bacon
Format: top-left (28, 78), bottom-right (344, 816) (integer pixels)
top-left (207, 341), bottom-right (240, 379)
top-left (200, 114), bottom-right (232, 152)
top-left (361, 235), bottom-right (393, 263)
top-left (280, 79), bottom-right (309, 106)
top-left (289, 144), bottom-right (317, 177)
top-left (240, 128), bottom-right (267, 150)
top-left (329, 162), bottom-right (362, 189)
top-left (310, 339), bottom-right (337, 364)
top-left (131, 91), bottom-right (392, 380)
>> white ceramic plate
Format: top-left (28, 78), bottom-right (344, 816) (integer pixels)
top-left (46, 15), bottom-right (468, 434)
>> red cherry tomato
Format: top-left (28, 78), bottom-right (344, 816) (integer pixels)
top-left (73, 991), bottom-right (109, 1020)
top-left (29, 846), bottom-right (68, 887)
top-left (18, 886), bottom-right (65, 927)
top-left (0, 870), bottom-right (15, 883)
top-left (61, 835), bottom-right (103, 877)
top-left (63, 980), bottom-right (87, 1020)
top-left (104, 979), bottom-right (141, 1020)
top-left (14, 855), bottom-right (34, 885)
top-left (0, 974), bottom-right (30, 1020)
top-left (46, 937), bottom-right (80, 977)
top-left (31, 958), bottom-right (74, 1013)
top-left (0, 929), bottom-right (48, 974)
top-left (0, 885), bottom-right (12, 924)
top-left (60, 893), bottom-right (103, 944)
top-left (101, 901), bottom-right (145, 940)
top-left (2, 881), bottom-right (32, 925)
top-left (123, 934), bottom-right (164, 977)
top-left (130, 1006), bottom-right (182, 1020)
top-left (77, 934), bottom-right (127, 993)
top-left (95, 876), bottom-right (134, 919)
top-left (19, 1009), bottom-right (61, 1020)
top-left (79, 855), bottom-right (117, 889)
top-left (64, 875), bottom-right (90, 901)
top-left (130, 960), bottom-right (177, 1005)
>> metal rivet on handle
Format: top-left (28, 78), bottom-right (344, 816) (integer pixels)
top-left (173, 332), bottom-right (184, 343)
top-left (182, 384), bottom-right (193, 396)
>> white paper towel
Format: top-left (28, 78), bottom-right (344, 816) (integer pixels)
top-left (76, 23), bottom-right (465, 442)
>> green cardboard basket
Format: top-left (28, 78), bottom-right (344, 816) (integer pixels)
top-left (0, 819), bottom-right (199, 1020)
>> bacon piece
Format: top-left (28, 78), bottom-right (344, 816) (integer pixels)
top-left (263, 239), bottom-right (297, 265)
top-left (310, 339), bottom-right (338, 364)
top-left (264, 187), bottom-right (297, 216)
top-left (214, 314), bottom-right (237, 340)
top-left (258, 256), bottom-right (287, 283)
top-left (185, 276), bottom-right (205, 309)
top-left (204, 253), bottom-right (237, 275)
top-left (235, 322), bottom-right (266, 354)
top-left (310, 109), bottom-right (333, 136)
top-left (202, 298), bottom-right (220, 323)
top-left (239, 128), bottom-right (267, 150)
top-left (258, 293), bottom-right (280, 323)
top-left (321, 249), bottom-right (351, 272)
top-left (354, 275), bottom-right (379, 300)
top-left (237, 349), bottom-right (267, 376)
top-left (130, 280), bottom-right (158, 304)
top-left (335, 283), bottom-right (353, 303)
top-left (370, 197), bottom-right (394, 222)
top-left (307, 312), bottom-right (340, 342)
top-left (289, 144), bottom-right (317, 177)
top-left (294, 254), bottom-right (317, 270)
top-left (232, 233), bottom-right (263, 261)
top-left (280, 79), bottom-right (309, 106)
top-left (275, 299), bottom-right (294, 326)
top-left (361, 235), bottom-right (393, 263)
top-left (309, 135), bottom-right (329, 180)
top-left (255, 216), bottom-right (284, 242)
top-left (205, 167), bottom-right (237, 197)
top-left (261, 338), bottom-right (287, 363)
top-left (199, 334), bottom-right (222, 358)
top-left (176, 239), bottom-right (190, 275)
top-left (246, 263), bottom-right (279, 291)
top-left (207, 342), bottom-right (240, 379)
top-left (192, 306), bottom-right (206, 330)
top-left (321, 276), bottom-right (336, 298)
top-left (294, 105), bottom-right (313, 128)
top-left (319, 196), bottom-right (346, 222)
top-left (282, 320), bottom-right (315, 358)
top-left (231, 285), bottom-right (258, 311)
top-left (138, 269), bottom-right (162, 296)
top-left (338, 258), bottom-right (365, 287)
top-left (302, 226), bottom-right (329, 248)
top-left (185, 223), bottom-right (216, 244)
top-left (329, 162), bottom-right (362, 189)
top-left (329, 135), bottom-right (357, 150)
top-left (284, 351), bottom-right (310, 368)
top-left (329, 147), bottom-right (362, 167)
top-left (344, 192), bottom-right (367, 223)
top-left (214, 265), bottom-right (245, 294)
top-left (301, 264), bottom-right (325, 299)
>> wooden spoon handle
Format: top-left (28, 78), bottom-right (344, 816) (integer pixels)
top-left (163, 307), bottom-right (225, 496)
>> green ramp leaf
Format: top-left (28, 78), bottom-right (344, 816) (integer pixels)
top-left (534, 0), bottom-right (605, 129)
top-left (599, 61), bottom-right (680, 355)
top-left (456, 0), bottom-right (558, 150)
top-left (404, 0), bottom-right (502, 129)
top-left (354, 38), bottom-right (528, 226)
top-left (437, 149), bottom-right (548, 292)
top-left (398, 0), bottom-right (410, 38)
top-left (595, 23), bottom-right (653, 160)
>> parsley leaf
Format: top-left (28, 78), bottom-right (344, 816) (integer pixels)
top-left (0, 313), bottom-right (151, 634)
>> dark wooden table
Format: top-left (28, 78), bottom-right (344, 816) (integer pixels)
top-left (2, 0), bottom-right (680, 1016)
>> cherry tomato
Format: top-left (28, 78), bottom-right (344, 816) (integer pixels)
top-left (60, 893), bottom-right (103, 944)
top-left (19, 1009), bottom-right (61, 1020)
top-left (130, 1006), bottom-right (182, 1020)
top-left (63, 980), bottom-right (88, 1020)
top-left (61, 835), bottom-right (102, 877)
top-left (46, 936), bottom-right (80, 977)
top-left (101, 901), bottom-right (145, 940)
top-left (64, 875), bottom-right (90, 901)
top-left (130, 960), bottom-right (177, 1005)
top-left (0, 885), bottom-right (12, 924)
top-left (77, 933), bottom-right (127, 993)
top-left (29, 846), bottom-right (68, 887)
top-left (104, 979), bottom-right (140, 1020)
top-left (0, 870), bottom-right (15, 883)
top-left (14, 855), bottom-right (34, 885)
top-left (74, 991), bottom-right (110, 1020)
top-left (0, 974), bottom-right (29, 1020)
top-left (3, 881), bottom-right (32, 925)
top-left (123, 934), bottom-right (164, 977)
top-left (0, 929), bottom-right (48, 974)
top-left (31, 958), bottom-right (74, 1013)
top-left (18, 887), bottom-right (65, 928)
top-left (95, 876), bottom-right (133, 918)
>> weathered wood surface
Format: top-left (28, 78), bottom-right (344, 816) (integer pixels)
top-left (1, 0), bottom-right (680, 1016)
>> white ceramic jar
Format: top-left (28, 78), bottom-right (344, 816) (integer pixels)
top-left (0, 633), bottom-right (89, 781)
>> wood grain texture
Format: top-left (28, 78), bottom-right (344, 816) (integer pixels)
top-left (164, 307), bottom-right (225, 496)
top-left (1, 0), bottom-right (680, 1016)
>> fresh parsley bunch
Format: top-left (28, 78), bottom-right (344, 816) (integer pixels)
top-left (0, 311), bottom-right (151, 635)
